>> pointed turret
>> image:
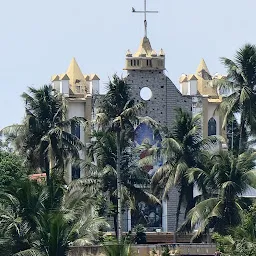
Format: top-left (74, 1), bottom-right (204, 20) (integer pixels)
top-left (159, 48), bottom-right (165, 57)
top-left (196, 58), bottom-right (210, 74)
top-left (134, 37), bottom-right (153, 57)
top-left (66, 57), bottom-right (86, 91)
top-left (151, 50), bottom-right (157, 57)
top-left (126, 49), bottom-right (132, 57)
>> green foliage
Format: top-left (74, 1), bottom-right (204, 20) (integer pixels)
top-left (147, 108), bottom-right (221, 240)
top-left (184, 150), bottom-right (256, 238)
top-left (85, 130), bottom-right (159, 235)
top-left (0, 180), bottom-right (106, 256)
top-left (90, 75), bottom-right (158, 239)
top-left (161, 246), bottom-right (170, 256)
top-left (2, 85), bottom-right (86, 185)
top-left (103, 239), bottom-right (132, 256)
top-left (133, 224), bottom-right (146, 244)
top-left (0, 150), bottom-right (29, 190)
top-left (213, 233), bottom-right (256, 256)
top-left (226, 115), bottom-right (240, 154)
top-left (216, 44), bottom-right (256, 153)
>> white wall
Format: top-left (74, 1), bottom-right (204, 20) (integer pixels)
top-left (180, 82), bottom-right (188, 95)
top-left (188, 80), bottom-right (197, 95)
top-left (60, 80), bottom-right (69, 96)
top-left (92, 80), bottom-right (100, 95)
top-left (52, 81), bottom-right (60, 91)
top-left (67, 101), bottom-right (86, 180)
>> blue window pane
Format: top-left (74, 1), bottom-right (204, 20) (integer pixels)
top-left (72, 166), bottom-right (80, 180)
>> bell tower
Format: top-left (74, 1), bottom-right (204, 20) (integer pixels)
top-left (124, 37), bottom-right (165, 71)
top-left (125, 0), bottom-right (192, 234)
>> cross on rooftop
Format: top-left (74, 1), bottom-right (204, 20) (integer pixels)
top-left (132, 0), bottom-right (158, 38)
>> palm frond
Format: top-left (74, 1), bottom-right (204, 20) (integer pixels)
top-left (14, 249), bottom-right (44, 256)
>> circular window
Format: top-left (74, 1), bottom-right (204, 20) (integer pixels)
top-left (140, 87), bottom-right (152, 101)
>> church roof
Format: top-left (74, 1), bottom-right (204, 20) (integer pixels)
top-left (84, 75), bottom-right (90, 81)
top-left (90, 74), bottom-right (100, 80)
top-left (60, 74), bottom-right (69, 80)
top-left (52, 75), bottom-right (59, 81)
top-left (196, 58), bottom-right (210, 74)
top-left (180, 75), bottom-right (188, 83)
top-left (134, 37), bottom-right (153, 57)
top-left (188, 74), bottom-right (198, 81)
top-left (66, 57), bottom-right (86, 88)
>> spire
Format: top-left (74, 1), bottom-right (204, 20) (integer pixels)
top-left (134, 37), bottom-right (153, 57)
top-left (196, 58), bottom-right (210, 74)
top-left (159, 48), bottom-right (165, 56)
top-left (66, 57), bottom-right (86, 89)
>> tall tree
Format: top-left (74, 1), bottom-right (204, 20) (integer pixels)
top-left (95, 75), bottom-right (143, 241)
top-left (0, 179), bottom-right (105, 256)
top-left (185, 150), bottom-right (256, 238)
top-left (85, 131), bottom-right (158, 236)
top-left (216, 44), bottom-right (256, 153)
top-left (147, 108), bottom-right (219, 241)
top-left (2, 85), bottom-right (85, 185)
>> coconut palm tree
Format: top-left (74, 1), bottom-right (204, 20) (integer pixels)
top-left (216, 44), bottom-right (256, 153)
top-left (147, 108), bottom-right (220, 241)
top-left (2, 85), bottom-right (86, 185)
top-left (0, 179), bottom-right (106, 256)
top-left (184, 150), bottom-right (256, 238)
top-left (95, 75), bottom-right (144, 241)
top-left (85, 130), bottom-right (159, 237)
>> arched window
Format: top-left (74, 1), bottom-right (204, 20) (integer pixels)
top-left (208, 117), bottom-right (216, 136)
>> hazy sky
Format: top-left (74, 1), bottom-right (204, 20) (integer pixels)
top-left (1, 0), bottom-right (256, 129)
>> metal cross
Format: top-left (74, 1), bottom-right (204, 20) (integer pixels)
top-left (132, 0), bottom-right (158, 38)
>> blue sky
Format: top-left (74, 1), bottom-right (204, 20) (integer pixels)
top-left (1, 0), bottom-right (256, 129)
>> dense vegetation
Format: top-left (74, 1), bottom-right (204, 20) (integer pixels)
top-left (1, 44), bottom-right (256, 255)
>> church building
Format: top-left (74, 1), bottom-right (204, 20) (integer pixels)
top-left (49, 0), bottom-right (229, 236)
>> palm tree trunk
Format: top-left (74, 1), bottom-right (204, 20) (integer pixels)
top-left (116, 130), bottom-right (122, 242)
top-left (174, 190), bottom-right (183, 243)
top-left (239, 113), bottom-right (246, 154)
top-left (113, 213), bottom-right (118, 238)
top-left (40, 146), bottom-right (50, 186)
